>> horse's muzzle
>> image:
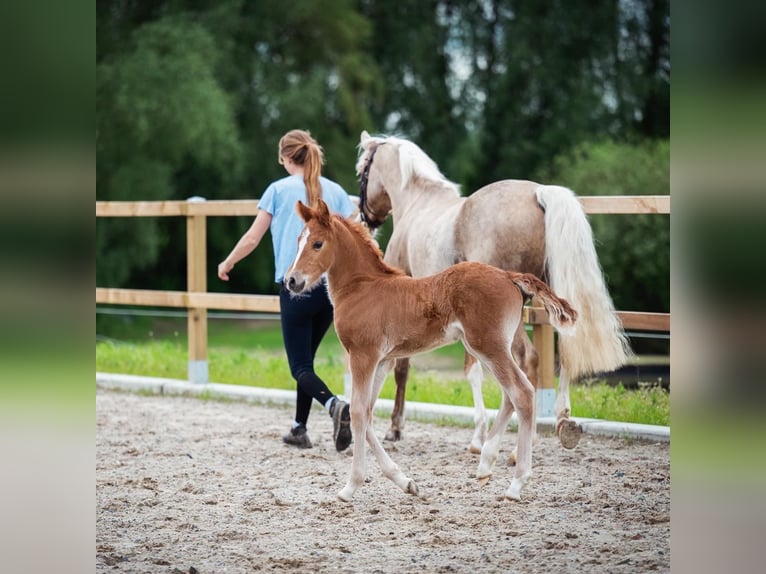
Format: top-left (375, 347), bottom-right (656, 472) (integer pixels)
top-left (284, 274), bottom-right (306, 294)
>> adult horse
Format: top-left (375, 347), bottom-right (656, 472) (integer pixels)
top-left (355, 131), bottom-right (631, 452)
top-left (284, 198), bottom-right (577, 501)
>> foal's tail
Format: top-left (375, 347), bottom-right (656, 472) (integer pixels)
top-left (511, 273), bottom-right (578, 334)
top-left (535, 185), bottom-right (632, 377)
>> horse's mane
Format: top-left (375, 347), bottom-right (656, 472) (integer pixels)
top-left (359, 133), bottom-right (460, 196)
top-left (333, 213), bottom-right (404, 277)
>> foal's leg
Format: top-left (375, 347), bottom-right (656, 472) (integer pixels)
top-left (464, 352), bottom-right (488, 453)
top-left (554, 366), bottom-right (582, 449)
top-left (508, 324), bottom-right (539, 464)
top-left (369, 360), bottom-right (418, 495)
top-left (512, 324), bottom-right (539, 397)
top-left (476, 388), bottom-right (515, 484)
top-left (339, 358), bottom-right (417, 501)
top-left (503, 366), bottom-right (535, 501)
top-left (385, 357), bottom-right (410, 442)
top-left (476, 353), bottom-right (535, 501)
top-left (338, 354), bottom-right (378, 502)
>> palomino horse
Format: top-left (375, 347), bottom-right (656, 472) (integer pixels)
top-left (284, 198), bottom-right (577, 501)
top-left (355, 131), bottom-right (631, 452)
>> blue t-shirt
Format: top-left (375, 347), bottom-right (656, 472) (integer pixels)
top-left (258, 175), bottom-right (356, 283)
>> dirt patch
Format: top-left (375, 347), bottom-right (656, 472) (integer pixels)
top-left (96, 388), bottom-right (669, 573)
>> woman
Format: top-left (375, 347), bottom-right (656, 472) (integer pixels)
top-left (218, 129), bottom-right (356, 451)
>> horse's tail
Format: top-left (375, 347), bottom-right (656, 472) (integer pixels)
top-left (512, 274), bottom-right (578, 334)
top-left (535, 185), bottom-right (632, 378)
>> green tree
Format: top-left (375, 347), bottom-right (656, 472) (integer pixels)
top-left (97, 14), bottom-right (243, 288)
top-left (357, 0), bottom-right (473, 184)
top-left (357, 0), bottom-right (668, 192)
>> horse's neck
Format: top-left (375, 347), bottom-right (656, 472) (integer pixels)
top-left (326, 223), bottom-right (390, 294)
top-left (390, 179), bottom-right (461, 225)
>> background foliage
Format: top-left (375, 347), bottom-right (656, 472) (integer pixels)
top-left (97, 0), bottom-right (669, 317)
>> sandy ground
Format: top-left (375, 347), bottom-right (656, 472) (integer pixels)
top-left (96, 388), bottom-right (669, 573)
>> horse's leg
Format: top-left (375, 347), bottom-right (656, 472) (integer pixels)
top-left (338, 354), bottom-right (378, 502)
top-left (508, 325), bottom-right (539, 465)
top-left (366, 425), bottom-right (420, 496)
top-left (370, 360), bottom-right (418, 494)
top-left (342, 358), bottom-right (418, 499)
top-left (474, 350), bottom-right (535, 501)
top-left (554, 366), bottom-right (582, 449)
top-left (385, 357), bottom-right (410, 442)
top-left (464, 352), bottom-right (488, 454)
top-left (503, 363), bottom-right (535, 502)
top-left (476, 388), bottom-right (515, 484)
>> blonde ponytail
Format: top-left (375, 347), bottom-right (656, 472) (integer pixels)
top-left (304, 143), bottom-right (324, 208)
top-left (278, 129), bottom-right (325, 208)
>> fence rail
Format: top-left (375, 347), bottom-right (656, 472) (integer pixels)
top-left (96, 196), bottom-right (670, 409)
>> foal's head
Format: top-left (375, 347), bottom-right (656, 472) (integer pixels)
top-left (284, 199), bottom-right (337, 295)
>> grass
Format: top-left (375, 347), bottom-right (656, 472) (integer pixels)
top-left (96, 313), bottom-right (669, 426)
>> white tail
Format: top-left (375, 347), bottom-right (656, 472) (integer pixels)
top-left (535, 185), bottom-right (632, 378)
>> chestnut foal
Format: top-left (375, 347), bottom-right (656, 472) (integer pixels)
top-left (284, 199), bottom-right (577, 502)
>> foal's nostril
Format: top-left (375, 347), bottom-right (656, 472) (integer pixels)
top-left (287, 276), bottom-right (296, 291)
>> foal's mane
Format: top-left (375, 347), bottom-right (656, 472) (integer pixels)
top-left (359, 134), bottom-right (461, 196)
top-left (332, 213), bottom-right (404, 277)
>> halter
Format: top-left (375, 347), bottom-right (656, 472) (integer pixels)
top-left (358, 143), bottom-right (385, 229)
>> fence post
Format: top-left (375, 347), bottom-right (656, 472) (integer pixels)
top-left (533, 322), bottom-right (556, 418)
top-left (187, 196), bottom-right (208, 384)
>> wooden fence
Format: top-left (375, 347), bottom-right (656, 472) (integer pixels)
top-left (96, 196), bottom-right (670, 414)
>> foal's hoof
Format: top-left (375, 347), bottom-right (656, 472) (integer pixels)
top-left (504, 477), bottom-right (527, 501)
top-left (384, 428), bottom-right (403, 442)
top-left (337, 488), bottom-right (354, 503)
top-left (405, 480), bottom-right (419, 496)
top-left (557, 418), bottom-right (583, 450)
top-left (477, 475), bottom-right (491, 488)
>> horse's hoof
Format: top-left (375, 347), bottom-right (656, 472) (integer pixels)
top-left (384, 429), bottom-right (402, 442)
top-left (557, 419), bottom-right (583, 450)
top-left (506, 451), bottom-right (517, 466)
top-left (504, 477), bottom-right (525, 501)
top-left (477, 475), bottom-right (491, 487)
top-left (337, 488), bottom-right (354, 502)
top-left (469, 443), bottom-right (482, 455)
top-left (405, 480), bottom-right (419, 496)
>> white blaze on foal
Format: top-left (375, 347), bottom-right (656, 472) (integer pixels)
top-left (288, 227), bottom-right (311, 276)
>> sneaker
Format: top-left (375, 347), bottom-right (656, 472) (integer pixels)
top-left (331, 399), bottom-right (352, 452)
top-left (282, 424), bottom-right (312, 449)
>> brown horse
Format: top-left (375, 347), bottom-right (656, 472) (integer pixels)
top-left (355, 131), bottom-right (631, 453)
top-left (284, 198), bottom-right (577, 502)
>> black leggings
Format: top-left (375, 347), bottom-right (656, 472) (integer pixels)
top-left (279, 282), bottom-right (336, 426)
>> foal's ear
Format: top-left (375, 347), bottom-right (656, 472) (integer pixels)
top-left (296, 200), bottom-right (313, 222)
top-left (315, 197), bottom-right (331, 226)
top-left (360, 130), bottom-right (371, 145)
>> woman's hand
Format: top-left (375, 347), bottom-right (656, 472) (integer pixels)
top-left (218, 260), bottom-right (233, 281)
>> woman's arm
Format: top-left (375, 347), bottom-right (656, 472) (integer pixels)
top-left (217, 210), bottom-right (272, 281)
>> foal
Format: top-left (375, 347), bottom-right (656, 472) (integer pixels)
top-left (284, 199), bottom-right (577, 502)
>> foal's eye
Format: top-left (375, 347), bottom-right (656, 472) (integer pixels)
top-left (312, 241), bottom-right (323, 250)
